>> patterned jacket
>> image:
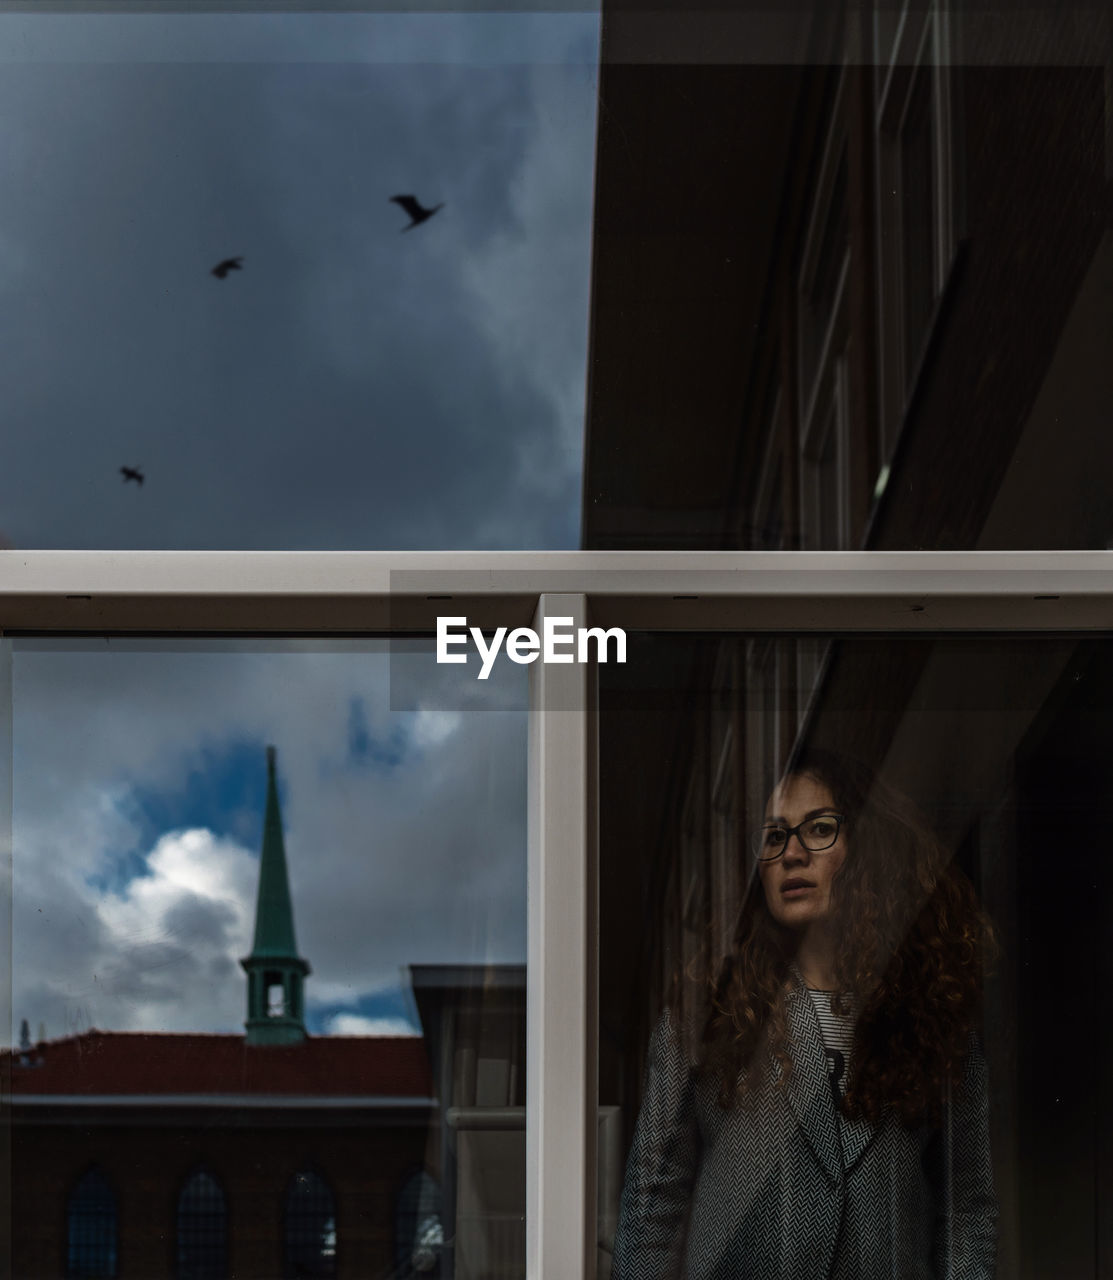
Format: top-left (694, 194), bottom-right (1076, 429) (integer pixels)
top-left (611, 985), bottom-right (997, 1279)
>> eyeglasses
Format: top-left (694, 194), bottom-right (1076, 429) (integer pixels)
top-left (751, 813), bottom-right (846, 861)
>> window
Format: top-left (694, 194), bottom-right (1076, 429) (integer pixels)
top-left (798, 77), bottom-right (852, 551)
top-left (874, 2), bottom-right (962, 461)
top-left (284, 1170), bottom-right (337, 1280)
top-left (801, 378), bottom-right (850, 551)
top-left (5, 4), bottom-right (1112, 1279)
top-left (800, 145), bottom-right (850, 407)
top-left (708, 646), bottom-right (740, 957)
top-left (0, 11), bottom-right (598, 557)
top-left (599, 609), bottom-right (1113, 1279)
top-left (395, 1170), bottom-right (443, 1278)
top-left (7, 632), bottom-right (526, 1280)
top-left (176, 1169), bottom-right (228, 1280)
top-left (899, 61), bottom-right (936, 380)
top-left (4, 552), bottom-right (1112, 1280)
top-left (746, 380), bottom-right (789, 552)
top-left (66, 1168), bottom-right (118, 1279)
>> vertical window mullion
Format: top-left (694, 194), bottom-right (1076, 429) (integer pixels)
top-left (527, 594), bottom-right (597, 1280)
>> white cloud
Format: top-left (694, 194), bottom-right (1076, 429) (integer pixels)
top-left (95, 829), bottom-right (255, 958)
top-left (11, 828), bottom-right (256, 1037)
top-left (324, 1013), bottom-right (419, 1038)
top-left (412, 708), bottom-right (462, 748)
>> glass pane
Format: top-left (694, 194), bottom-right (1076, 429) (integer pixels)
top-left (583, 8), bottom-right (1113, 552)
top-left (284, 1171), bottom-right (336, 1279)
top-left (599, 632), bottom-right (1113, 1278)
top-left (900, 61), bottom-right (935, 390)
top-left (0, 9), bottom-right (599, 551)
top-left (177, 1169), bottom-right (228, 1280)
top-left (67, 1167), bottom-right (119, 1278)
top-left (5, 638), bottom-right (527, 1280)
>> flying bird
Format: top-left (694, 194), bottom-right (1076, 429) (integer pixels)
top-left (210, 256), bottom-right (243, 279)
top-left (120, 466), bottom-right (144, 486)
top-left (390, 195), bottom-right (444, 232)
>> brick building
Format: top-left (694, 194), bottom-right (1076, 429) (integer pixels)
top-left (9, 1031), bottom-right (434, 1279)
top-left (7, 748), bottom-right (439, 1279)
top-left (7, 744), bottom-right (531, 1280)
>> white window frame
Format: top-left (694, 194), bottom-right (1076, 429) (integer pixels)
top-left (3, 548), bottom-right (1112, 1279)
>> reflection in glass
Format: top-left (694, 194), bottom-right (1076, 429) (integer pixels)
top-left (0, 11), bottom-right (598, 553)
top-left (582, 10), bottom-right (1113, 554)
top-left (396, 1171), bottom-right (444, 1276)
top-left (284, 1171), bottom-right (337, 1280)
top-left (177, 1169), bottom-right (228, 1280)
top-left (6, 639), bottom-right (527, 1280)
top-left (900, 62), bottom-right (936, 389)
top-left (66, 1167), bottom-right (119, 1279)
top-left (599, 634), bottom-right (1113, 1277)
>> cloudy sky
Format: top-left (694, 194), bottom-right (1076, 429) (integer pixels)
top-left (0, 8), bottom-right (599, 551)
top-left (12, 638), bottom-right (528, 1041)
top-left (2, 6), bottom-right (598, 1044)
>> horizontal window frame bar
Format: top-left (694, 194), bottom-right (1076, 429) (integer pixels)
top-left (0, 551), bottom-right (1111, 633)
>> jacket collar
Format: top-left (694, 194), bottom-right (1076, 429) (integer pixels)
top-left (781, 973), bottom-right (879, 1179)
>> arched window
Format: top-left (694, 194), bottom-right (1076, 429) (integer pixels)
top-left (395, 1169), bottom-right (443, 1277)
top-left (176, 1168), bottom-right (228, 1280)
top-left (66, 1166), bottom-right (118, 1278)
top-left (283, 1169), bottom-right (337, 1279)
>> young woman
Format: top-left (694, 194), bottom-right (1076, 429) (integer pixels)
top-left (611, 749), bottom-right (997, 1280)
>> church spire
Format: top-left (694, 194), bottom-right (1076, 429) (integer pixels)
top-left (241, 746), bottom-right (310, 1045)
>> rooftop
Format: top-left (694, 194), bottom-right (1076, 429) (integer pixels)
top-left (6, 1030), bottom-right (432, 1100)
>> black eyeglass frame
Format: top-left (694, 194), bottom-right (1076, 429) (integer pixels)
top-left (751, 813), bottom-right (846, 861)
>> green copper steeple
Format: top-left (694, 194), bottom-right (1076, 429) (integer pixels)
top-left (240, 746), bottom-right (310, 1045)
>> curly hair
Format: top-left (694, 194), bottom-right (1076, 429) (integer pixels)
top-left (686, 748), bottom-right (994, 1128)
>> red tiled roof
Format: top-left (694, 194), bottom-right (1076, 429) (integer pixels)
top-left (5, 1031), bottom-right (433, 1099)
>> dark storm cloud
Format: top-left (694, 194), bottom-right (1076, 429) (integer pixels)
top-left (0, 13), bottom-right (597, 550)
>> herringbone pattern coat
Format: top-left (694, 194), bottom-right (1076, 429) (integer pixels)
top-left (611, 985), bottom-right (996, 1279)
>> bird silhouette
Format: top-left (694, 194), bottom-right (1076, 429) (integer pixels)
top-left (390, 195), bottom-right (444, 232)
top-left (120, 466), bottom-right (144, 486)
top-left (210, 256), bottom-right (243, 279)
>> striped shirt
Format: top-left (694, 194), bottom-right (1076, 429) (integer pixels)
top-left (806, 988), bottom-right (856, 1093)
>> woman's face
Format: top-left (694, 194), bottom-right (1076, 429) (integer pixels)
top-left (759, 773), bottom-right (848, 933)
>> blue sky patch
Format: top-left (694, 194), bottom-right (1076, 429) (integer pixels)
top-left (90, 737), bottom-right (270, 895)
top-left (345, 697), bottom-right (409, 771)
top-left (308, 983), bottom-right (422, 1036)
